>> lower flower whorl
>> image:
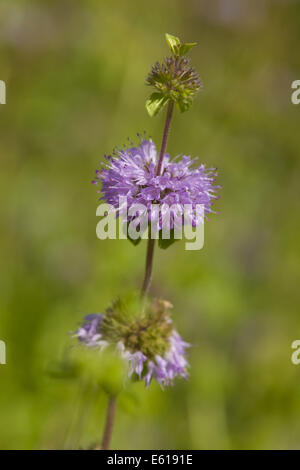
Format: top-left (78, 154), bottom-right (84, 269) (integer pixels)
top-left (74, 298), bottom-right (190, 387)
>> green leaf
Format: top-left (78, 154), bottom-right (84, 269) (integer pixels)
top-left (179, 42), bottom-right (197, 56)
top-left (165, 34), bottom-right (197, 57)
top-left (46, 359), bottom-right (79, 380)
top-left (145, 92), bottom-right (168, 117)
top-left (158, 229), bottom-right (180, 250)
top-left (127, 236), bottom-right (142, 246)
top-left (165, 33), bottom-right (181, 55)
top-left (176, 99), bottom-right (192, 113)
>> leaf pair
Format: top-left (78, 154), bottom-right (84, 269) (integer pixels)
top-left (165, 33), bottom-right (197, 57)
top-left (127, 222), bottom-right (179, 250)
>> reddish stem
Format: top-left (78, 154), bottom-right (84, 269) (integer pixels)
top-left (101, 395), bottom-right (117, 450)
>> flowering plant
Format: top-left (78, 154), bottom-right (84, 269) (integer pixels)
top-left (70, 33), bottom-right (219, 449)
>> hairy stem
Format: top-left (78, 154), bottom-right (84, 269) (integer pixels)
top-left (101, 395), bottom-right (117, 450)
top-left (141, 100), bottom-right (174, 298)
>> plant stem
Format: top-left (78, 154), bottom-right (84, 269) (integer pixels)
top-left (101, 395), bottom-right (117, 450)
top-left (99, 102), bottom-right (175, 449)
top-left (156, 100), bottom-right (174, 177)
top-left (141, 100), bottom-right (174, 298)
top-left (141, 237), bottom-right (155, 297)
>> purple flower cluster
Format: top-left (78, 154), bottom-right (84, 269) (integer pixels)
top-left (93, 139), bottom-right (219, 229)
top-left (75, 314), bottom-right (189, 387)
top-left (117, 331), bottom-right (189, 387)
top-left (75, 314), bottom-right (107, 349)
top-left (143, 331), bottom-right (190, 387)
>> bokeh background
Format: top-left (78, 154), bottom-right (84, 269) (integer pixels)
top-left (0, 0), bottom-right (300, 450)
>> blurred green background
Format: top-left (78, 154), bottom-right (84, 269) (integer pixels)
top-left (0, 0), bottom-right (300, 450)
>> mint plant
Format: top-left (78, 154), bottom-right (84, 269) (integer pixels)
top-left (72, 33), bottom-right (219, 450)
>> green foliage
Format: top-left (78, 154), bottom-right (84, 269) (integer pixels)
top-left (71, 346), bottom-right (126, 396)
top-left (178, 42), bottom-right (197, 56)
top-left (145, 92), bottom-right (168, 117)
top-left (165, 33), bottom-right (181, 55)
top-left (158, 229), bottom-right (180, 250)
top-left (165, 33), bottom-right (197, 57)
